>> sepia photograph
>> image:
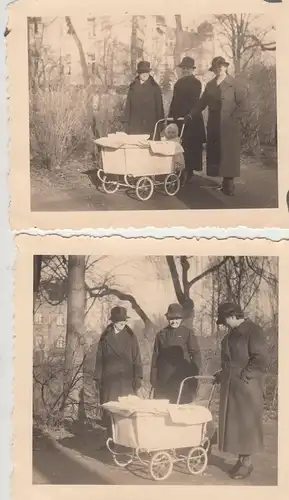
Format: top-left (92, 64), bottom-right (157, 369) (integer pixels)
top-left (31, 252), bottom-right (278, 485)
top-left (27, 14), bottom-right (278, 213)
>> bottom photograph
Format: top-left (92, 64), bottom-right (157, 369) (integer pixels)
top-left (31, 251), bottom-right (278, 486)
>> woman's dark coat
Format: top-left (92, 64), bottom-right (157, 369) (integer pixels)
top-left (94, 324), bottom-right (143, 405)
top-left (150, 324), bottom-right (201, 404)
top-left (191, 75), bottom-right (246, 178)
top-left (169, 75), bottom-right (206, 172)
top-left (218, 319), bottom-right (268, 455)
top-left (123, 76), bottom-right (164, 139)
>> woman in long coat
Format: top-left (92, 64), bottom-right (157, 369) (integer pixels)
top-left (94, 306), bottom-right (143, 436)
top-left (150, 303), bottom-right (201, 404)
top-left (188, 56), bottom-right (246, 196)
top-left (214, 302), bottom-right (268, 479)
top-left (123, 61), bottom-right (164, 139)
top-left (169, 57), bottom-right (206, 181)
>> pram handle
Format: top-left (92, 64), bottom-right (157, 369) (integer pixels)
top-left (176, 375), bottom-right (215, 406)
top-left (152, 117), bottom-right (186, 141)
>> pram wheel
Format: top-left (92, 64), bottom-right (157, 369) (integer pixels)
top-left (106, 438), bottom-right (133, 468)
top-left (187, 446), bottom-right (208, 475)
top-left (149, 451), bottom-right (173, 481)
top-left (102, 175), bottom-right (119, 194)
top-left (164, 173), bottom-right (180, 196)
top-left (124, 174), bottom-right (135, 187)
top-left (112, 453), bottom-right (133, 468)
top-left (136, 176), bottom-right (154, 201)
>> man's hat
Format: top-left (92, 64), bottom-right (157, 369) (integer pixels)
top-left (110, 306), bottom-right (129, 323)
top-left (165, 303), bottom-right (185, 319)
top-left (209, 56), bottom-right (229, 72)
top-left (137, 60), bottom-right (151, 74)
top-left (178, 56), bottom-right (196, 70)
top-left (216, 302), bottom-right (243, 325)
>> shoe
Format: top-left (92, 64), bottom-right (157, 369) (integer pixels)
top-left (230, 464), bottom-right (253, 480)
top-left (221, 187), bottom-right (235, 196)
top-left (228, 459), bottom-right (242, 476)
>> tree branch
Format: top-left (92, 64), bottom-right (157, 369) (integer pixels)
top-left (188, 256), bottom-right (231, 288)
top-left (166, 256), bottom-right (185, 304)
top-left (87, 284), bottom-right (153, 326)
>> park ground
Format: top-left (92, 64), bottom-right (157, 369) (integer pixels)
top-left (33, 419), bottom-right (277, 485)
top-left (31, 147), bottom-right (278, 212)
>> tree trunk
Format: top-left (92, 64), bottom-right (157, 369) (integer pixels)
top-left (65, 17), bottom-right (99, 153)
top-left (131, 16), bottom-right (138, 76)
top-left (65, 17), bottom-right (90, 87)
top-left (33, 255), bottom-right (42, 314)
top-left (62, 256), bottom-right (86, 422)
top-left (174, 15), bottom-right (183, 70)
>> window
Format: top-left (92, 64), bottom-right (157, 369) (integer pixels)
top-left (29, 17), bottom-right (43, 36)
top-left (56, 337), bottom-right (65, 349)
top-left (35, 335), bottom-right (44, 349)
top-left (88, 17), bottom-right (96, 38)
top-left (87, 53), bottom-right (96, 76)
top-left (34, 313), bottom-right (43, 325)
top-left (56, 314), bottom-right (65, 326)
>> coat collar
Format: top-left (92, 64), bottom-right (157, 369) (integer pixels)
top-left (229, 318), bottom-right (250, 336)
top-left (130, 75), bottom-right (157, 88)
top-left (211, 74), bottom-right (234, 88)
top-left (101, 323), bottom-right (134, 339)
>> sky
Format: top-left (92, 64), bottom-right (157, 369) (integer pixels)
top-left (84, 255), bottom-right (277, 334)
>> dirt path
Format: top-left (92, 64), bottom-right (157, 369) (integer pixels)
top-left (30, 154), bottom-right (277, 212)
top-left (33, 421), bottom-right (277, 485)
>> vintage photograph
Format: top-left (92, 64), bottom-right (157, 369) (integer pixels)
top-left (28, 14), bottom-right (278, 212)
top-left (32, 253), bottom-right (278, 485)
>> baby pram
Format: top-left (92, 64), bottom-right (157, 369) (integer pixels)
top-left (102, 375), bottom-right (216, 481)
top-left (94, 118), bottom-right (186, 201)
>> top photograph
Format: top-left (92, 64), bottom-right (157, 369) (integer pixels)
top-left (8, 6), bottom-right (287, 229)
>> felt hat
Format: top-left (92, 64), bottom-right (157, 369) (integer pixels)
top-left (178, 56), bottom-right (196, 69)
top-left (165, 303), bottom-right (185, 319)
top-left (209, 56), bottom-right (229, 72)
top-left (137, 60), bottom-right (151, 73)
top-left (110, 306), bottom-right (129, 323)
top-left (216, 302), bottom-right (243, 325)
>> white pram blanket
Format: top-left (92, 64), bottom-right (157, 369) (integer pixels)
top-left (102, 396), bottom-right (212, 425)
top-left (168, 404), bottom-right (212, 425)
top-left (94, 134), bottom-right (183, 157)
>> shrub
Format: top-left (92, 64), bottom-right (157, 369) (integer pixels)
top-left (237, 64), bottom-right (277, 155)
top-left (29, 86), bottom-right (93, 170)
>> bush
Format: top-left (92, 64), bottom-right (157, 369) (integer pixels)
top-left (237, 64), bottom-right (277, 155)
top-left (29, 86), bottom-right (93, 170)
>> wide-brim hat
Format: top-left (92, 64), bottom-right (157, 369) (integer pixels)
top-left (165, 303), bottom-right (185, 319)
top-left (137, 60), bottom-right (151, 74)
top-left (216, 302), bottom-right (243, 325)
top-left (110, 306), bottom-right (129, 323)
top-left (209, 56), bottom-right (229, 72)
top-left (178, 56), bottom-right (196, 70)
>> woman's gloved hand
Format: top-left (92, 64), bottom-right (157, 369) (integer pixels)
top-left (184, 113), bottom-right (192, 124)
top-left (213, 370), bottom-right (222, 384)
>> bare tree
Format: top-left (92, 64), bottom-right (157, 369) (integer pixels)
top-left (174, 15), bottom-right (183, 68)
top-left (214, 14), bottom-right (275, 73)
top-left (61, 256), bottom-right (86, 420)
top-left (130, 16), bottom-right (139, 75)
top-left (166, 256), bottom-right (230, 307)
top-left (65, 17), bottom-right (90, 87)
top-left (33, 255), bottom-right (43, 314)
top-left (86, 283), bottom-right (154, 330)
